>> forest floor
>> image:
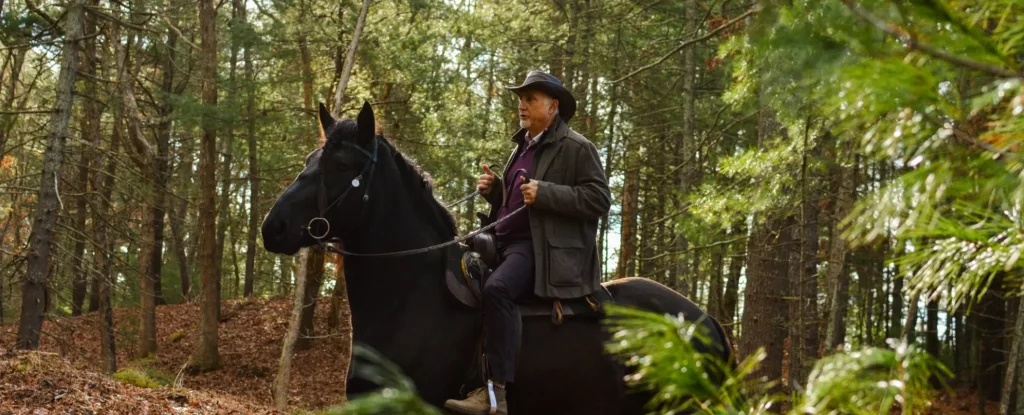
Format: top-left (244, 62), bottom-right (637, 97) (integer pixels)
top-left (0, 298), bottom-right (1002, 414)
top-left (2, 297), bottom-right (351, 413)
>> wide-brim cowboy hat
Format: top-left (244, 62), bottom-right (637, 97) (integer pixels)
top-left (505, 71), bottom-right (577, 122)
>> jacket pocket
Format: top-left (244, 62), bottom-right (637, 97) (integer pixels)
top-left (547, 236), bottom-right (584, 287)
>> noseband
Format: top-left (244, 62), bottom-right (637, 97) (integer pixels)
top-left (306, 137), bottom-right (380, 239)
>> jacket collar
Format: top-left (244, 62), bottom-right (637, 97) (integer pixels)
top-left (511, 115), bottom-right (568, 148)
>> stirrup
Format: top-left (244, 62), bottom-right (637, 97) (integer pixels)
top-left (487, 380), bottom-right (498, 415)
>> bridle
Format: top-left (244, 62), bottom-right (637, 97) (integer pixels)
top-left (305, 136), bottom-right (527, 258)
top-left (306, 137), bottom-right (380, 240)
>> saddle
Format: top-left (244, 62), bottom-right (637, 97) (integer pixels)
top-left (445, 235), bottom-right (612, 324)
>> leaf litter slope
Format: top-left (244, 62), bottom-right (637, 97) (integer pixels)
top-left (0, 349), bottom-right (273, 413)
top-left (4, 297), bottom-right (351, 411)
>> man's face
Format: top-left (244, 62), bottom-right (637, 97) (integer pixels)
top-left (517, 89), bottom-right (558, 132)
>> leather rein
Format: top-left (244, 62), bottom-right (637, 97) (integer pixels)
top-left (306, 136), bottom-right (525, 258)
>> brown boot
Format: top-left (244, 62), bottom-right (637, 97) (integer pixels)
top-left (443, 384), bottom-right (507, 415)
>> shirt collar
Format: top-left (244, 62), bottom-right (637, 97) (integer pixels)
top-left (525, 129), bottom-right (546, 148)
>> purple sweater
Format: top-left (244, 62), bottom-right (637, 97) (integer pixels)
top-left (495, 138), bottom-right (540, 241)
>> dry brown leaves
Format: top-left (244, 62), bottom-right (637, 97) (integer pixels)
top-left (1, 297), bottom-right (351, 412)
top-left (0, 349), bottom-right (274, 414)
top-left (928, 386), bottom-right (998, 415)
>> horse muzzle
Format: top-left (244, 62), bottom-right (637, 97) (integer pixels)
top-left (260, 216), bottom-right (304, 255)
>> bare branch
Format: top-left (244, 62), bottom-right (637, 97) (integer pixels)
top-left (252, 0), bottom-right (283, 25)
top-left (161, 16), bottom-right (200, 50)
top-left (1, 32), bottom-right (102, 51)
top-left (0, 109), bottom-right (53, 114)
top-left (85, 5), bottom-right (150, 31)
top-left (24, 0), bottom-right (59, 29)
top-left (612, 6), bottom-right (759, 84)
top-left (114, 29), bottom-right (155, 166)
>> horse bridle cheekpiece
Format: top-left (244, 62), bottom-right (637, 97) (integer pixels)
top-left (306, 136), bottom-right (380, 240)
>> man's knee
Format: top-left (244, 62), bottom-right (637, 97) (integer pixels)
top-left (483, 277), bottom-right (511, 302)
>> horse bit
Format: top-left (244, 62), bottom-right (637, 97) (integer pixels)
top-left (306, 136), bottom-right (527, 258)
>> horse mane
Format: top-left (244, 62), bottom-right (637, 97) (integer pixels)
top-left (379, 138), bottom-right (458, 237)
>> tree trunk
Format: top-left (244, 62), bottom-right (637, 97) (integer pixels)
top-left (89, 31), bottom-right (120, 318)
top-left (16, 0), bottom-right (83, 349)
top-left (598, 81), bottom-right (620, 273)
top-left (171, 137), bottom-right (194, 302)
top-left (298, 37), bottom-right (313, 110)
top-left (279, 255), bottom-right (292, 297)
top-left (327, 252), bottom-right (347, 334)
top-left (790, 129), bottom-right (820, 383)
top-left (296, 0), bottom-right (314, 110)
top-left (673, 0), bottom-right (697, 299)
top-left (616, 165), bottom-right (639, 278)
top-left (707, 241), bottom-right (724, 320)
top-left (926, 296), bottom-right (945, 388)
top-left (824, 160), bottom-right (854, 352)
top-left (901, 293), bottom-right (920, 343)
top-left (326, 250), bottom-right (352, 389)
top-left (216, 0), bottom-right (242, 299)
top-left (926, 297), bottom-right (940, 359)
top-left (151, 1), bottom-right (176, 307)
top-left (739, 215), bottom-right (790, 388)
top-left (94, 72), bottom-right (122, 375)
top-left (214, 128), bottom-right (233, 291)
top-left (955, 304), bottom-right (969, 382)
top-left (880, 267), bottom-right (891, 338)
top-left (889, 268), bottom-right (905, 341)
top-left (112, 10), bottom-right (164, 358)
top-left (0, 47), bottom-right (25, 155)
top-left (637, 186), bottom-right (655, 279)
top-left (243, 0), bottom-right (258, 297)
top-left (231, 229), bottom-right (241, 298)
top-left (739, 105), bottom-right (791, 388)
top-left (326, 2), bottom-right (345, 105)
top-left (70, 153), bottom-right (90, 317)
top-left (722, 225), bottom-right (744, 337)
top-left (98, 250), bottom-right (117, 375)
top-left (690, 246), bottom-right (701, 301)
top-left (167, 199), bottom-right (190, 296)
top-left (978, 273), bottom-right (1007, 401)
top-left (332, 0), bottom-right (373, 115)
top-left (71, 6), bottom-right (100, 316)
top-left (296, 246), bottom-right (325, 351)
top-left (274, 247), bottom-right (311, 410)
top-left (192, 0), bottom-right (220, 371)
top-left (1001, 296), bottom-right (1024, 414)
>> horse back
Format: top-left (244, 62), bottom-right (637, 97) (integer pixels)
top-left (603, 277), bottom-right (734, 364)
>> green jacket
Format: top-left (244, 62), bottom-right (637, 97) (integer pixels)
top-left (485, 117), bottom-right (611, 299)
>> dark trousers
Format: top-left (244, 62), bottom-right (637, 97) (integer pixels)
top-left (483, 240), bottom-right (534, 383)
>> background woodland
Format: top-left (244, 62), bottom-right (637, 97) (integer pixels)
top-left (1, 0), bottom-right (1023, 413)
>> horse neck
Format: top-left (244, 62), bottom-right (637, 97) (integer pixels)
top-left (340, 180), bottom-right (455, 343)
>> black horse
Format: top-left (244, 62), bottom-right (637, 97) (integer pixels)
top-left (261, 102), bottom-right (733, 414)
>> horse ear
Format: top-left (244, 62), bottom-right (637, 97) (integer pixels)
top-left (356, 101), bottom-right (375, 145)
top-left (318, 103), bottom-right (336, 145)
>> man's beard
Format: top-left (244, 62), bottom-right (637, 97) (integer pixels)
top-left (519, 118), bottom-right (531, 130)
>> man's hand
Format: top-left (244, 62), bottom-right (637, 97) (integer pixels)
top-left (520, 176), bottom-right (538, 205)
top-left (478, 164), bottom-right (497, 195)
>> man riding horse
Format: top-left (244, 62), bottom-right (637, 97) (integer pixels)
top-left (445, 71), bottom-right (611, 415)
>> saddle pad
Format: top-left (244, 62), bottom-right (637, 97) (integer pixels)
top-left (445, 245), bottom-right (613, 319)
